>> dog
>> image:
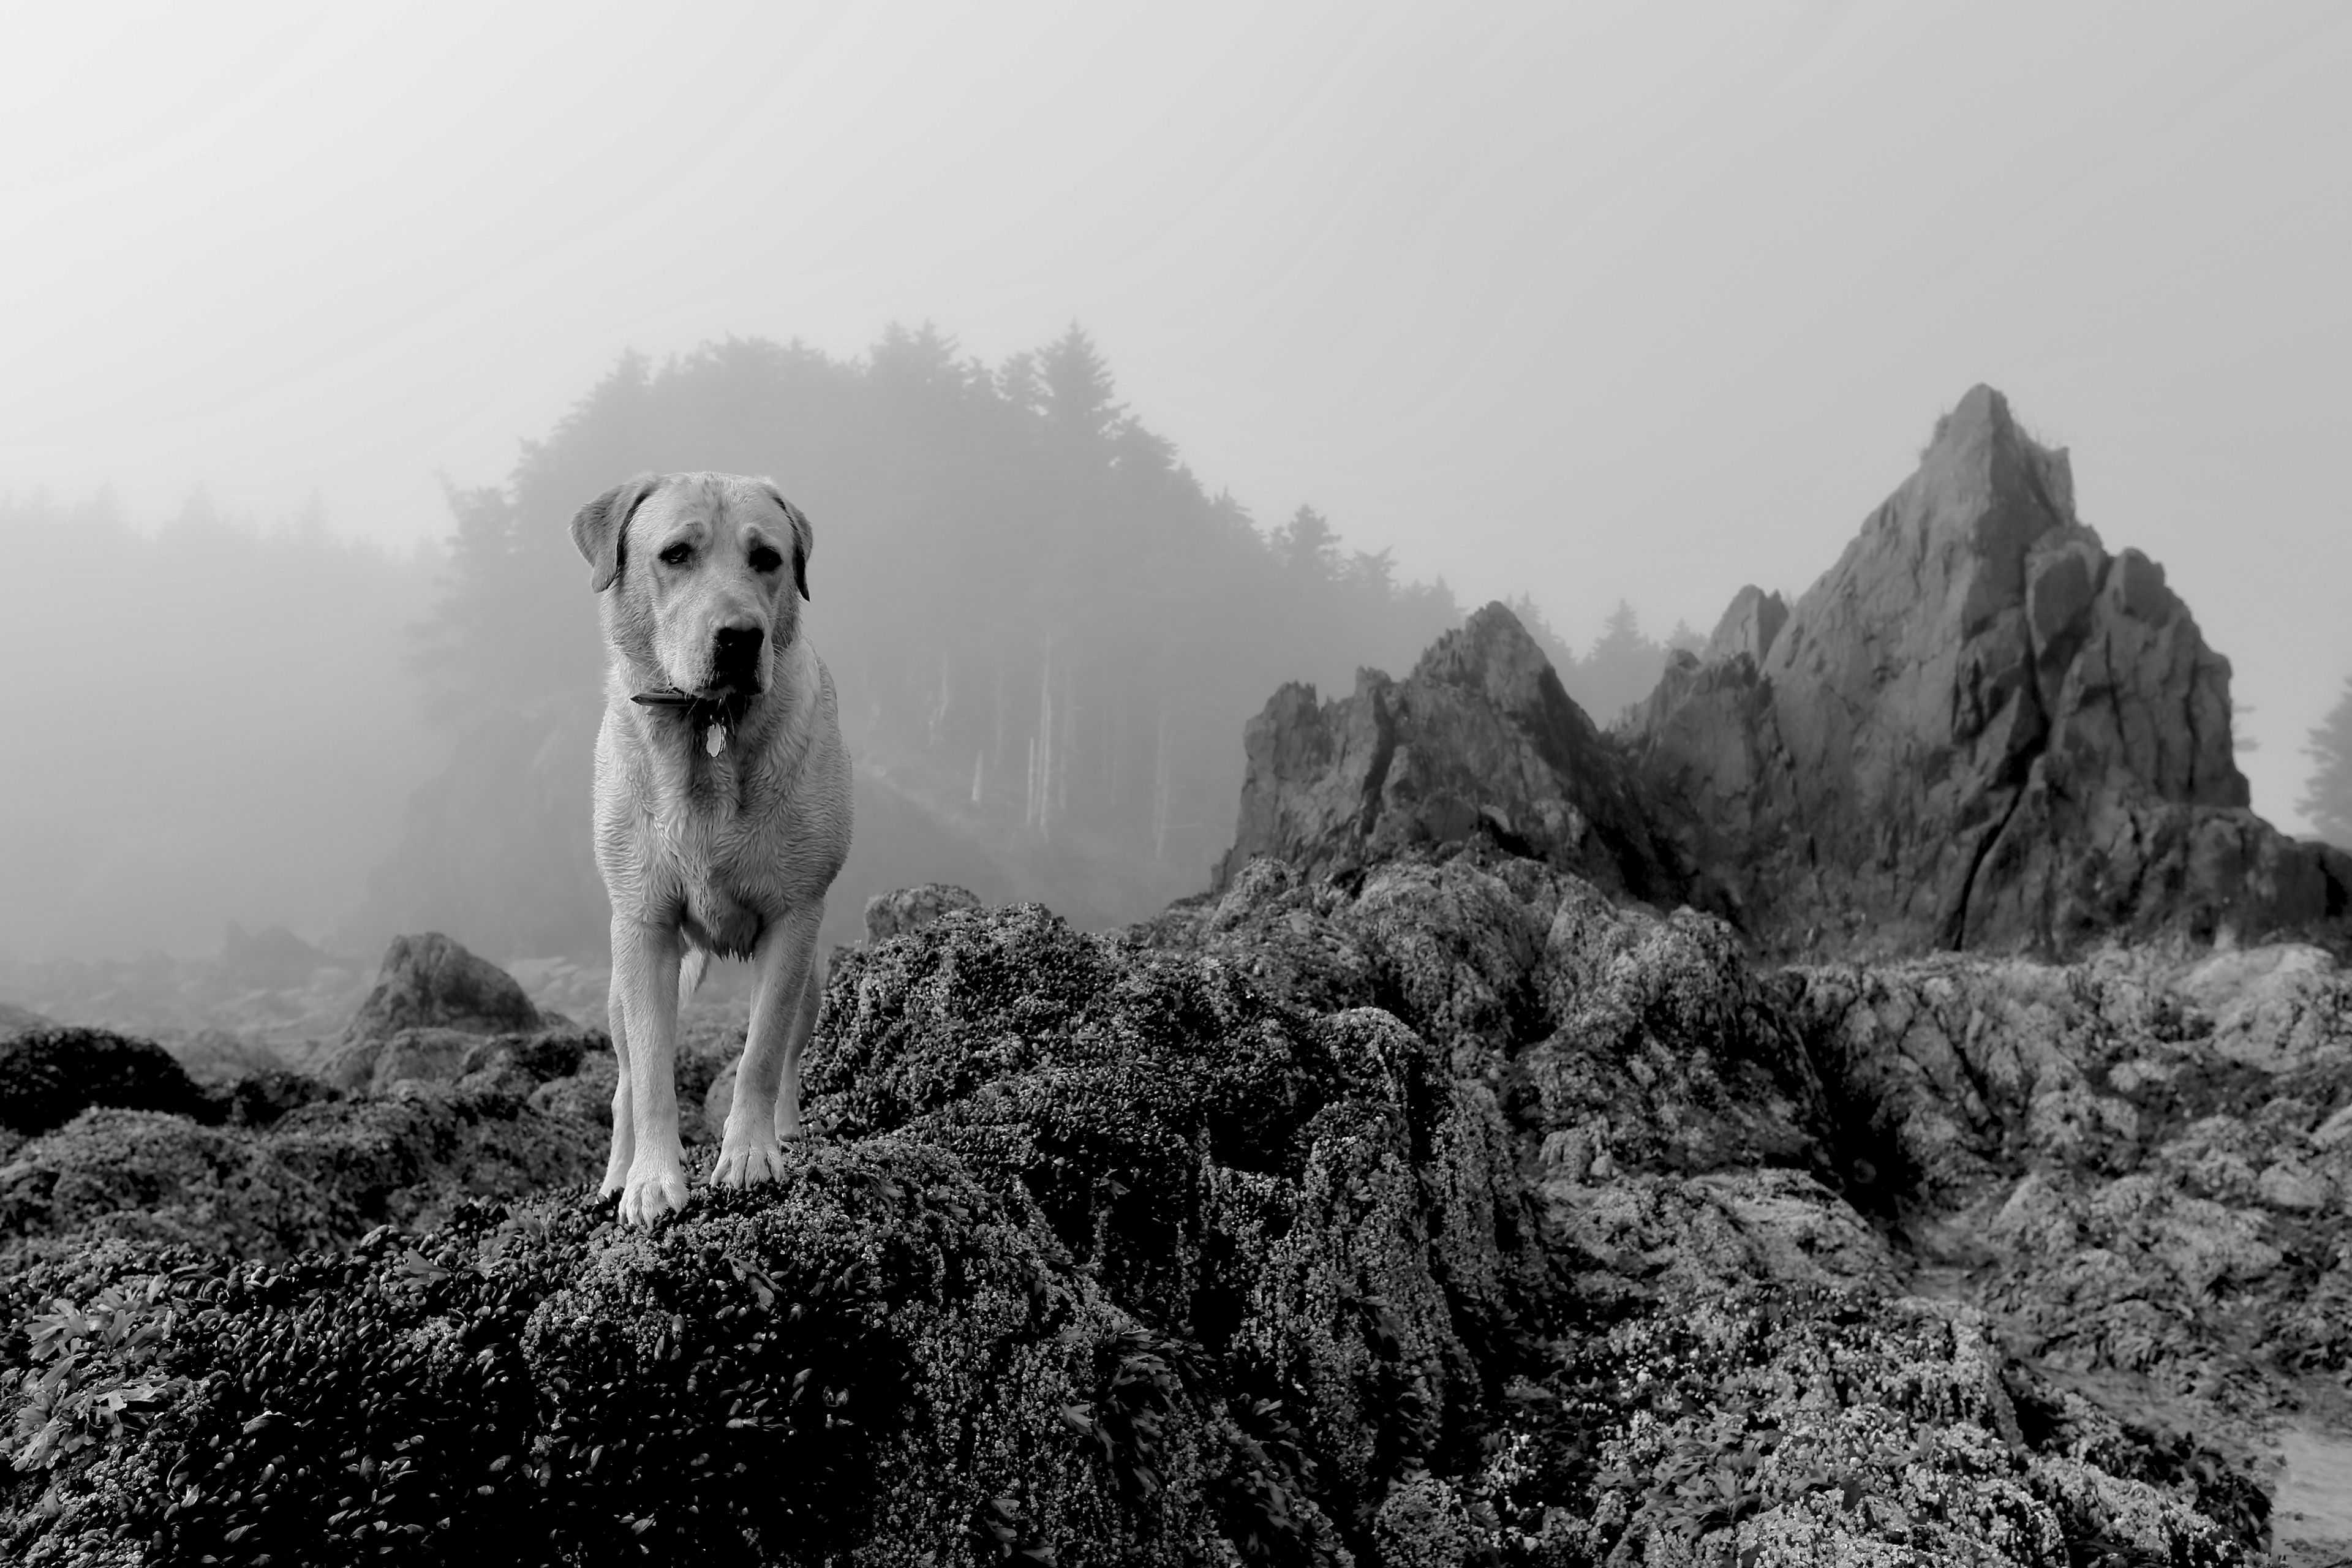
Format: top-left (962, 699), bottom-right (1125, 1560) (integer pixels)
top-left (569, 471), bottom-right (852, 1226)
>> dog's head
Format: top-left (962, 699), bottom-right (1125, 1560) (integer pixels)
top-left (570, 472), bottom-right (813, 701)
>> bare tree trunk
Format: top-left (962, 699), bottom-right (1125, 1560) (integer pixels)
top-left (1151, 637), bottom-right (1172, 866)
top-left (1057, 692), bottom-right (1074, 821)
top-left (927, 646), bottom-right (949, 750)
top-left (1035, 631), bottom-right (1055, 842)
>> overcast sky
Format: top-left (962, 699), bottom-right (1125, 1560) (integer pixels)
top-left (4, 1), bottom-right (2346, 829)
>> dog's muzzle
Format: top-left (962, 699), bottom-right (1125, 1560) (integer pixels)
top-left (711, 625), bottom-right (766, 696)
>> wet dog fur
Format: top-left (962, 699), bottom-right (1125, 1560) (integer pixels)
top-left (570, 472), bottom-right (852, 1226)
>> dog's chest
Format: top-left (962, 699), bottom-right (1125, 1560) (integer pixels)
top-left (658, 811), bottom-right (771, 960)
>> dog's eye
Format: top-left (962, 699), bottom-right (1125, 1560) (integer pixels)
top-left (658, 543), bottom-right (692, 567)
top-left (748, 545), bottom-right (783, 574)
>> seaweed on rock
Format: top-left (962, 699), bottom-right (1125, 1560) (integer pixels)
top-left (2, 1144), bottom-right (1232, 1568)
top-left (2, 849), bottom-right (2329, 1565)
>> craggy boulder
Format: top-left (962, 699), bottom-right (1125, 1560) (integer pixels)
top-left (340, 933), bottom-right (544, 1039)
top-left (0, 1027), bottom-right (213, 1137)
top-left (863, 882), bottom-right (982, 943)
top-left (1788, 940), bottom-right (2352, 1425)
top-left (1626, 385), bottom-right (2352, 956)
top-left (1215, 603), bottom-right (1683, 905)
top-left (0, 1144), bottom-right (1242, 1568)
top-left (806, 897), bottom-right (1549, 1547)
top-left (323, 933), bottom-right (556, 1092)
top-left (2, 847), bottom-right (2310, 1564)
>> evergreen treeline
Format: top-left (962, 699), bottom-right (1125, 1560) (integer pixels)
top-left (0, 492), bottom-right (439, 958)
top-left (2306, 671), bottom-right (2352, 848)
top-left (374, 325), bottom-right (1476, 953)
top-left (0, 326), bottom-right (1706, 968)
top-left (1508, 595), bottom-right (1702, 725)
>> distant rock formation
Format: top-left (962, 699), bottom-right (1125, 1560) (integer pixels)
top-left (1215, 603), bottom-right (1682, 902)
top-left (862, 882), bottom-right (982, 943)
top-left (1624, 384), bottom-right (2351, 954)
top-left (323, 932), bottom-right (556, 1093)
top-left (342, 932), bottom-right (546, 1044)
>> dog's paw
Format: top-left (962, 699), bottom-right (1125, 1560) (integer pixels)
top-left (598, 1155), bottom-right (632, 1200)
top-left (616, 1162), bottom-right (690, 1226)
top-left (711, 1138), bottom-right (790, 1189)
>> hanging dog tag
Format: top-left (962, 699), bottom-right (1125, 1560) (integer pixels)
top-left (705, 724), bottom-right (726, 758)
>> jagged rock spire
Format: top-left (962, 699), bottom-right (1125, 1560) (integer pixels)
top-left (1216, 603), bottom-right (1677, 899)
top-left (1626, 386), bottom-right (2342, 954)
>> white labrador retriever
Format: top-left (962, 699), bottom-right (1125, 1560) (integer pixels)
top-left (569, 471), bottom-right (852, 1226)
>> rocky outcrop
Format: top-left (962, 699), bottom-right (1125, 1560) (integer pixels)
top-left (1625, 385), bottom-right (2352, 956)
top-left (6, 857), bottom-right (2272, 1567)
top-left (1215, 603), bottom-right (1683, 905)
top-left (0, 1052), bottom-right (608, 1273)
top-left (0, 1146), bottom-right (1219, 1567)
top-left (1218, 388), bottom-right (2348, 961)
top-left (0, 1028), bottom-right (213, 1138)
top-left (1785, 940), bottom-right (2352, 1419)
top-left (9, 860), bottom-right (2314, 1568)
top-left (344, 932), bottom-right (547, 1042)
top-left (0, 947), bottom-right (617, 1275)
top-left (323, 932), bottom-right (555, 1092)
top-left (861, 881), bottom-right (982, 943)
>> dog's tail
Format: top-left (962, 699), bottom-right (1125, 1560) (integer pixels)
top-left (679, 949), bottom-right (710, 998)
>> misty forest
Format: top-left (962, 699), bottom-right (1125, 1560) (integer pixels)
top-left (0, 324), bottom-right (1700, 974)
top-left (12, 9), bottom-right (2352, 1567)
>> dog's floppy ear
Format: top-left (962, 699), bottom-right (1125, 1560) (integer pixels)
top-left (570, 475), bottom-right (663, 593)
top-left (760, 482), bottom-right (813, 601)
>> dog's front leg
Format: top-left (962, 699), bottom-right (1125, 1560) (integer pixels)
top-left (612, 915), bottom-right (690, 1225)
top-left (775, 954), bottom-right (821, 1143)
top-left (598, 965), bottom-right (635, 1197)
top-left (713, 904), bottom-right (822, 1189)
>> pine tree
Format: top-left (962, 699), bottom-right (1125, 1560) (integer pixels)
top-left (2302, 673), bottom-right (2352, 847)
top-left (1035, 323), bottom-right (1124, 444)
top-left (382, 323), bottom-right (1468, 950)
top-left (1275, 505), bottom-right (1341, 581)
top-left (1575, 600), bottom-right (1668, 721)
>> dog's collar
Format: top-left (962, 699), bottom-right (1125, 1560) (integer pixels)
top-left (630, 687), bottom-right (748, 756)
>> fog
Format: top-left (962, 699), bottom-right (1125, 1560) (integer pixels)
top-left (0, 495), bottom-right (440, 957)
top-left (3, 2), bottom-right (2348, 973)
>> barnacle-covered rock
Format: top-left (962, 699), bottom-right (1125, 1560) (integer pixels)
top-left (864, 881), bottom-right (984, 942)
top-left (264, 1078), bottom-right (605, 1234)
top-left (216, 1066), bottom-right (341, 1129)
top-left (0, 1142), bottom-right (1240, 1568)
top-left (1502, 1286), bottom-right (2261, 1567)
top-left (0, 1071), bottom-right (605, 1270)
top-left (805, 897), bottom-right (1553, 1544)
top-left (7, 849), bottom-right (2335, 1564)
top-left (0, 1109), bottom-right (350, 1265)
top-left (0, 1028), bottom-right (213, 1138)
top-left (1787, 941), bottom-right (2352, 1435)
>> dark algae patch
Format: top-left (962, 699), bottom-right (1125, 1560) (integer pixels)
top-left (6, 856), bottom-right (2342, 1563)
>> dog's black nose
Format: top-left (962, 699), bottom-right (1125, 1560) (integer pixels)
top-left (712, 624), bottom-right (765, 687)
